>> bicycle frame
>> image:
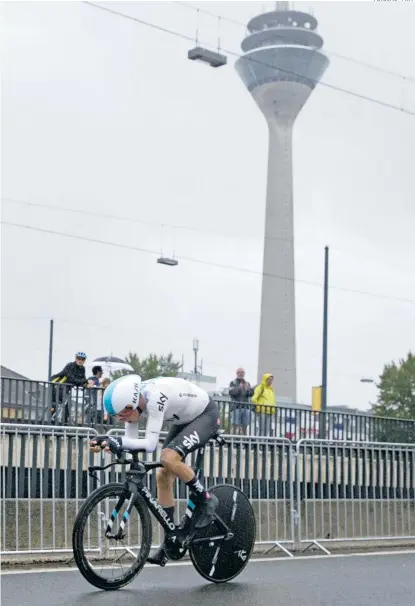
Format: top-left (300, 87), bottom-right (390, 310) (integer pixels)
top-left (88, 441), bottom-right (232, 547)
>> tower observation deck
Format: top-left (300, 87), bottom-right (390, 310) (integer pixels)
top-left (235, 3), bottom-right (329, 402)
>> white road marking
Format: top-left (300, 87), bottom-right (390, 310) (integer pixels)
top-left (1, 549), bottom-right (415, 575)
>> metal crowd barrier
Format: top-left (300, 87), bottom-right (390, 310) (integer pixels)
top-left (1, 424), bottom-right (99, 555)
top-left (3, 378), bottom-right (415, 444)
top-left (1, 424), bottom-right (414, 557)
top-left (1, 424), bottom-right (295, 555)
top-left (295, 439), bottom-right (415, 554)
top-left (0, 378), bottom-right (108, 427)
top-left (216, 399), bottom-right (415, 443)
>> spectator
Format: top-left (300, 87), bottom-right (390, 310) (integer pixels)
top-left (87, 365), bottom-right (104, 423)
top-left (88, 365), bottom-right (103, 387)
top-left (50, 351), bottom-right (89, 423)
top-left (229, 368), bottom-right (254, 435)
top-left (51, 351), bottom-right (89, 387)
top-left (99, 377), bottom-right (111, 424)
top-left (251, 373), bottom-right (276, 436)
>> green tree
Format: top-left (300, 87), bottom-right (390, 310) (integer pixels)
top-left (111, 352), bottom-right (182, 382)
top-left (371, 352), bottom-right (415, 443)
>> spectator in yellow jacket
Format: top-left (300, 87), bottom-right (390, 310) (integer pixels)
top-left (252, 373), bottom-right (276, 412)
top-left (251, 373), bottom-right (276, 435)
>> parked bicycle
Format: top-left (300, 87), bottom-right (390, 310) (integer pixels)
top-left (72, 430), bottom-right (256, 590)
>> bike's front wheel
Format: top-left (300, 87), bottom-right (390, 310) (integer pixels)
top-left (189, 484), bottom-right (256, 583)
top-left (72, 482), bottom-right (152, 590)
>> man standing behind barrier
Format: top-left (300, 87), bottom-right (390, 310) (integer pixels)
top-left (87, 365), bottom-right (104, 424)
top-left (251, 373), bottom-right (276, 436)
top-left (51, 352), bottom-right (89, 387)
top-left (229, 368), bottom-right (254, 435)
top-left (50, 352), bottom-right (89, 423)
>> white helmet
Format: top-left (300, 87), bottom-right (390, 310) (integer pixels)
top-left (103, 374), bottom-right (142, 415)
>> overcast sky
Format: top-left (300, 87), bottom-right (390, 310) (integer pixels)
top-left (1, 0), bottom-right (415, 410)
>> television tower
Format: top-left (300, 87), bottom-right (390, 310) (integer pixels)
top-left (235, 2), bottom-right (329, 402)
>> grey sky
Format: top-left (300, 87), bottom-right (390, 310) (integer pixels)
top-left (1, 1), bottom-right (415, 410)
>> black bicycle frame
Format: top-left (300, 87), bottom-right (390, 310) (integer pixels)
top-left (131, 446), bottom-right (207, 535)
top-left (89, 439), bottom-right (230, 545)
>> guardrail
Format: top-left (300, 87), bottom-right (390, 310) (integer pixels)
top-left (2, 424), bottom-right (414, 557)
top-left (3, 377), bottom-right (415, 443)
top-left (0, 424), bottom-right (295, 555)
top-left (295, 439), bottom-right (415, 553)
top-left (1, 378), bottom-right (107, 427)
top-left (1, 424), bottom-right (99, 554)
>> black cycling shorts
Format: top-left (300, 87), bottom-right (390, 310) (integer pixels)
top-left (162, 398), bottom-right (220, 459)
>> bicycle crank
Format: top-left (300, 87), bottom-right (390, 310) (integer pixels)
top-left (164, 533), bottom-right (188, 561)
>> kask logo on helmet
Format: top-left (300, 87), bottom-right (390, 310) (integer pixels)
top-left (131, 383), bottom-right (140, 408)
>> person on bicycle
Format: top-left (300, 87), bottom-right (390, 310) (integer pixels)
top-left (90, 373), bottom-right (220, 566)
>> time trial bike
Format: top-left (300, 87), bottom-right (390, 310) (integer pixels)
top-left (72, 430), bottom-right (256, 590)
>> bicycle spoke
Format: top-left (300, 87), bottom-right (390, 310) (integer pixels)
top-left (115, 541), bottom-right (138, 561)
top-left (208, 545), bottom-right (222, 577)
top-left (74, 486), bottom-right (148, 585)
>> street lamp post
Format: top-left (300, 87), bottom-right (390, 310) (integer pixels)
top-left (193, 339), bottom-right (199, 376)
top-left (48, 318), bottom-right (54, 379)
top-left (319, 246), bottom-right (329, 439)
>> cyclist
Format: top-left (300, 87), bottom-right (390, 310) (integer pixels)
top-left (90, 374), bottom-right (220, 566)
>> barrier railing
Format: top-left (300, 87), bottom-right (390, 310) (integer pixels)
top-left (1, 424), bottom-right (414, 557)
top-left (1, 423), bottom-right (99, 554)
top-left (1, 424), bottom-right (295, 555)
top-left (216, 399), bottom-right (415, 443)
top-left (0, 378), bottom-right (107, 427)
top-left (295, 439), bottom-right (415, 554)
top-left (3, 377), bottom-right (415, 443)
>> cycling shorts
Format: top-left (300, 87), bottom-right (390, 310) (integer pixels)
top-left (162, 398), bottom-right (220, 458)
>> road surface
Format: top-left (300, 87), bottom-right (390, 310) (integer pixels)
top-left (2, 552), bottom-right (415, 606)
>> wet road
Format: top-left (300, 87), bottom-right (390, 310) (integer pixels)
top-left (2, 553), bottom-right (415, 606)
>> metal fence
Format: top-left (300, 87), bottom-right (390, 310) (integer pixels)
top-left (1, 378), bottom-right (107, 427)
top-left (1, 424), bottom-right (99, 554)
top-left (3, 377), bottom-right (415, 443)
top-left (216, 399), bottom-right (415, 444)
top-left (1, 423), bottom-right (414, 557)
top-left (0, 423), bottom-right (295, 555)
top-left (295, 439), bottom-right (415, 553)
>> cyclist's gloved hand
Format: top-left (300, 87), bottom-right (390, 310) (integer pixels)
top-left (105, 436), bottom-right (123, 458)
top-left (90, 436), bottom-right (106, 454)
top-left (90, 435), bottom-right (123, 458)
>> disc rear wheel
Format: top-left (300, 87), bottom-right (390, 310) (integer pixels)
top-left (189, 484), bottom-right (256, 583)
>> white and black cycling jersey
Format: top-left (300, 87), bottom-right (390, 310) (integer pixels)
top-left (122, 377), bottom-right (210, 454)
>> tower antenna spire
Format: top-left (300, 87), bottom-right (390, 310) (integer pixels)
top-left (275, 1), bottom-right (291, 10)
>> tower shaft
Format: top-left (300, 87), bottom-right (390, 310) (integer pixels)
top-left (259, 119), bottom-right (296, 399)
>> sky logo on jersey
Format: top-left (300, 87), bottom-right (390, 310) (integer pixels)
top-left (157, 392), bottom-right (168, 412)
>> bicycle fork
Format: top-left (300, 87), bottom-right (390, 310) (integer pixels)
top-left (105, 492), bottom-right (136, 540)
